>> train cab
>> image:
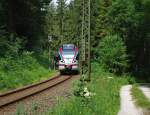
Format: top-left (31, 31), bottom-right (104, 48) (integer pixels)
top-left (55, 44), bottom-right (79, 73)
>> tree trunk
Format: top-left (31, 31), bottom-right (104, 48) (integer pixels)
top-left (7, 0), bottom-right (16, 32)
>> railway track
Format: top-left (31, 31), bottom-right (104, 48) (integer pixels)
top-left (0, 74), bottom-right (72, 108)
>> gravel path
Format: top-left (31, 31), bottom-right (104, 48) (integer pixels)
top-left (118, 85), bottom-right (143, 115)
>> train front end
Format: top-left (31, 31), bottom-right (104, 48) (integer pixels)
top-left (57, 44), bottom-right (79, 73)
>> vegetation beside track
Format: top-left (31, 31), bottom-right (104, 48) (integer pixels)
top-left (46, 63), bottom-right (133, 115)
top-left (0, 51), bottom-right (56, 93)
top-left (131, 85), bottom-right (150, 109)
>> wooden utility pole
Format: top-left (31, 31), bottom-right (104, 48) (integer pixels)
top-left (87, 0), bottom-right (91, 81)
top-left (48, 36), bottom-right (52, 70)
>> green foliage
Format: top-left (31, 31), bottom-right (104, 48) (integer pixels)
top-left (0, 32), bottom-right (24, 57)
top-left (107, 0), bottom-right (138, 36)
top-left (73, 74), bottom-right (87, 97)
top-left (131, 85), bottom-right (150, 109)
top-left (46, 63), bottom-right (130, 115)
top-left (0, 0), bottom-right (51, 52)
top-left (98, 35), bottom-right (128, 74)
top-left (0, 0), bottom-right (150, 79)
top-left (16, 103), bottom-right (26, 115)
top-left (0, 52), bottom-right (55, 92)
top-left (106, 0), bottom-right (150, 78)
top-left (44, 0), bottom-right (80, 46)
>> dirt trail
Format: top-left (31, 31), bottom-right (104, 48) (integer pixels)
top-left (118, 85), bottom-right (143, 115)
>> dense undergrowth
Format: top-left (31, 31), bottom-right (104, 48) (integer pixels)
top-left (45, 63), bottom-right (132, 115)
top-left (0, 51), bottom-right (56, 93)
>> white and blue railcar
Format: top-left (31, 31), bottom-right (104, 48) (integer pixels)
top-left (55, 44), bottom-right (79, 73)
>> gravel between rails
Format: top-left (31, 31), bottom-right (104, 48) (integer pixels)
top-left (0, 74), bottom-right (80, 115)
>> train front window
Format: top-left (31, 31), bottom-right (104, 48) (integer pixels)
top-left (62, 50), bottom-right (74, 58)
top-left (63, 44), bottom-right (75, 50)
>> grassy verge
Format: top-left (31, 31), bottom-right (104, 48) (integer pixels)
top-left (0, 52), bottom-right (57, 93)
top-left (131, 85), bottom-right (150, 109)
top-left (45, 63), bottom-right (131, 115)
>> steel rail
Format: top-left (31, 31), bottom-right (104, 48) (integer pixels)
top-left (0, 74), bottom-right (72, 108)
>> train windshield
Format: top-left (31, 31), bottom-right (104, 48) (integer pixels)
top-left (63, 44), bottom-right (74, 50)
top-left (62, 49), bottom-right (74, 58)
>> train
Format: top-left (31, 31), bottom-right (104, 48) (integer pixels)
top-left (54, 44), bottom-right (79, 74)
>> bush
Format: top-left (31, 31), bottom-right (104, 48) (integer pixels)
top-left (0, 51), bottom-right (55, 92)
top-left (98, 35), bottom-right (129, 74)
top-left (0, 33), bottom-right (24, 57)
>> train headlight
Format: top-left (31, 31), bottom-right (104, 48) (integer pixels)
top-left (61, 60), bottom-right (65, 63)
top-left (72, 60), bottom-right (76, 63)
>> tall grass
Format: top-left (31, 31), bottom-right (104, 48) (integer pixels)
top-left (131, 85), bottom-right (150, 109)
top-left (0, 51), bottom-right (56, 93)
top-left (46, 63), bottom-right (130, 115)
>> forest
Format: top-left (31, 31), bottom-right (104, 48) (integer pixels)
top-left (0, 0), bottom-right (150, 114)
top-left (0, 0), bottom-right (150, 89)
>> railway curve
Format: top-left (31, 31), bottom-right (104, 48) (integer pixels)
top-left (0, 74), bottom-right (72, 108)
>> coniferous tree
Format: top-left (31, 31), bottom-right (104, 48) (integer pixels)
top-left (57, 0), bottom-right (66, 45)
